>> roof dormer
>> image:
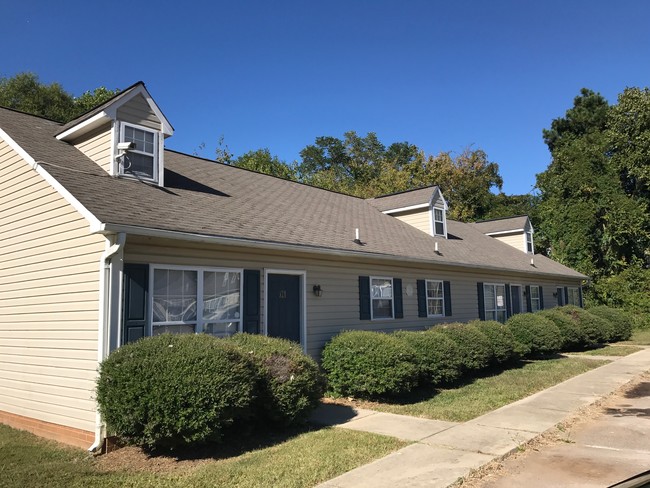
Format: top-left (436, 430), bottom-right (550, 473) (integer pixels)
top-left (56, 82), bottom-right (173, 186)
top-left (367, 185), bottom-right (449, 239)
top-left (471, 215), bottom-right (535, 254)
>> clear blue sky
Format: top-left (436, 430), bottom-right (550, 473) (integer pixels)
top-left (3, 0), bottom-right (649, 194)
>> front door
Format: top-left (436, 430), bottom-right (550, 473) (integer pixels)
top-left (267, 273), bottom-right (301, 344)
top-left (511, 285), bottom-right (522, 315)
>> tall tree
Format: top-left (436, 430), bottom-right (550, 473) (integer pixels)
top-left (232, 148), bottom-right (297, 180)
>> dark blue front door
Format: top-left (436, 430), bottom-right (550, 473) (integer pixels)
top-left (267, 274), bottom-right (301, 343)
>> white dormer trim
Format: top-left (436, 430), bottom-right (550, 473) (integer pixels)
top-left (429, 187), bottom-right (449, 210)
top-left (485, 229), bottom-right (526, 236)
top-left (56, 112), bottom-right (111, 141)
top-left (382, 203), bottom-right (429, 214)
top-left (429, 187), bottom-right (448, 238)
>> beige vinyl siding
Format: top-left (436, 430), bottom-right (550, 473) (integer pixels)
top-left (116, 94), bottom-right (161, 130)
top-left (71, 123), bottom-right (113, 174)
top-left (494, 232), bottom-right (525, 253)
top-left (124, 236), bottom-right (581, 359)
top-left (0, 139), bottom-right (105, 434)
top-left (393, 209), bottom-right (431, 234)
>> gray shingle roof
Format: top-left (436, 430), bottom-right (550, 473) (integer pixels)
top-left (471, 216), bottom-right (530, 234)
top-left (367, 186), bottom-right (438, 212)
top-left (0, 106), bottom-right (584, 279)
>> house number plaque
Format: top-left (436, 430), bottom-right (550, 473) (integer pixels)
top-left (279, 290), bottom-right (287, 299)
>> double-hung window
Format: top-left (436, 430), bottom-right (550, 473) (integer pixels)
top-left (484, 283), bottom-right (507, 323)
top-left (526, 231), bottom-right (534, 253)
top-left (433, 208), bottom-right (446, 236)
top-left (426, 280), bottom-right (444, 317)
top-left (530, 285), bottom-right (541, 312)
top-left (152, 266), bottom-right (242, 337)
top-left (567, 286), bottom-right (581, 306)
top-left (120, 122), bottom-right (158, 181)
top-left (371, 277), bottom-right (393, 319)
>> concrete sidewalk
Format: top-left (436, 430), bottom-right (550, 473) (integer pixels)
top-left (311, 348), bottom-right (650, 488)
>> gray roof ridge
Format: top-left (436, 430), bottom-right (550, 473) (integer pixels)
top-left (367, 184), bottom-right (439, 201)
top-left (473, 214), bottom-right (530, 224)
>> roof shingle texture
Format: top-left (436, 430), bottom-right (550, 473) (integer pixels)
top-left (366, 186), bottom-right (438, 212)
top-left (471, 216), bottom-right (530, 234)
top-left (0, 107), bottom-right (584, 279)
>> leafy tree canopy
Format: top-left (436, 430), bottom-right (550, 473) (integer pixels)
top-left (232, 148), bottom-right (298, 180)
top-left (0, 72), bottom-right (119, 122)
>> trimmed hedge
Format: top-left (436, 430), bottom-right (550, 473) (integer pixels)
top-left (537, 308), bottom-right (585, 350)
top-left (556, 305), bottom-right (612, 346)
top-left (587, 306), bottom-right (633, 342)
top-left (506, 313), bottom-right (563, 357)
top-left (394, 330), bottom-right (463, 386)
top-left (435, 323), bottom-right (493, 373)
top-left (470, 320), bottom-right (521, 364)
top-left (97, 334), bottom-right (257, 449)
top-left (321, 331), bottom-right (418, 398)
top-left (228, 333), bottom-right (324, 426)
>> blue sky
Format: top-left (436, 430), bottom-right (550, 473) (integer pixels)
top-left (3, 0), bottom-right (649, 194)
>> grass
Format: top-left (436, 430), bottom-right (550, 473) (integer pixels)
top-left (352, 357), bottom-right (608, 422)
top-left (623, 328), bottom-right (650, 345)
top-left (0, 424), bottom-right (406, 488)
top-left (577, 344), bottom-right (644, 356)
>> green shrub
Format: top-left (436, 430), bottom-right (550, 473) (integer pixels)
top-left (228, 333), bottom-right (324, 426)
top-left (632, 312), bottom-right (650, 330)
top-left (537, 308), bottom-right (585, 350)
top-left (321, 331), bottom-right (418, 398)
top-left (557, 305), bottom-right (613, 346)
top-left (587, 306), bottom-right (633, 342)
top-left (393, 330), bottom-right (463, 386)
top-left (506, 313), bottom-right (563, 357)
top-left (96, 334), bottom-right (257, 449)
top-left (470, 320), bottom-right (521, 364)
top-left (435, 323), bottom-right (493, 373)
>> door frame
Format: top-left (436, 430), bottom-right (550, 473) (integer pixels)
top-left (510, 283), bottom-right (523, 316)
top-left (264, 269), bottom-right (307, 352)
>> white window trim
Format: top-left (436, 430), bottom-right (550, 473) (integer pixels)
top-left (118, 121), bottom-right (159, 183)
top-left (370, 276), bottom-right (395, 321)
top-left (529, 285), bottom-right (541, 311)
top-left (430, 205), bottom-right (448, 238)
top-left (263, 269), bottom-right (307, 352)
top-left (524, 230), bottom-right (534, 254)
top-left (148, 264), bottom-right (244, 336)
top-left (425, 279), bottom-right (445, 318)
top-left (484, 282), bottom-right (507, 322)
top-left (567, 286), bottom-right (580, 306)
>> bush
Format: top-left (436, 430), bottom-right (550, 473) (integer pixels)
top-left (587, 306), bottom-right (633, 342)
top-left (537, 308), bottom-right (585, 351)
top-left (96, 334), bottom-right (257, 449)
top-left (556, 305), bottom-right (613, 346)
top-left (393, 330), bottom-right (463, 386)
top-left (228, 333), bottom-right (324, 426)
top-left (321, 331), bottom-right (418, 398)
top-left (434, 323), bottom-right (493, 373)
top-left (506, 313), bottom-right (563, 357)
top-left (470, 320), bottom-right (521, 364)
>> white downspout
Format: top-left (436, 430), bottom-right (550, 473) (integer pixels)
top-left (89, 232), bottom-right (126, 453)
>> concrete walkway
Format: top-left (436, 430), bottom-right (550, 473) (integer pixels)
top-left (311, 348), bottom-right (650, 488)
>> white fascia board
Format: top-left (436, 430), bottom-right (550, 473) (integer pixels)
top-left (56, 112), bottom-right (111, 141)
top-left (128, 85), bottom-right (174, 136)
top-left (382, 203), bottom-right (429, 214)
top-left (97, 223), bottom-right (587, 280)
top-left (0, 128), bottom-right (103, 231)
top-left (429, 187), bottom-right (449, 210)
top-left (485, 229), bottom-right (525, 236)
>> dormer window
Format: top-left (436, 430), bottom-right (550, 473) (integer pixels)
top-left (120, 122), bottom-right (158, 181)
top-left (526, 231), bottom-right (534, 254)
top-left (433, 207), bottom-right (446, 237)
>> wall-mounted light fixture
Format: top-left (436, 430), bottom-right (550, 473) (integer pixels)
top-left (552, 291), bottom-right (558, 298)
top-left (313, 285), bottom-right (323, 297)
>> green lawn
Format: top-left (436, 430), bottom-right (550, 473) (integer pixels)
top-left (0, 424), bottom-right (406, 488)
top-left (623, 328), bottom-right (650, 345)
top-left (352, 357), bottom-right (608, 422)
top-left (578, 344), bottom-right (644, 356)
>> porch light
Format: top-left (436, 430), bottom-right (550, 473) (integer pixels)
top-left (313, 285), bottom-right (323, 297)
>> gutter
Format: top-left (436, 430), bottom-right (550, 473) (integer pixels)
top-left (89, 232), bottom-right (126, 453)
top-left (94, 223), bottom-right (588, 281)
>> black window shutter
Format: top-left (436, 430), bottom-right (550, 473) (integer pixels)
top-left (243, 269), bottom-right (260, 334)
top-left (564, 286), bottom-right (569, 305)
top-left (539, 286), bottom-right (544, 310)
top-left (122, 263), bottom-right (149, 345)
top-left (578, 286), bottom-right (584, 308)
top-left (477, 282), bottom-right (485, 320)
top-left (505, 284), bottom-right (512, 318)
top-left (393, 278), bottom-right (403, 318)
top-left (359, 276), bottom-right (371, 320)
top-left (443, 281), bottom-right (452, 317)
top-left (525, 285), bottom-right (532, 312)
top-left (417, 280), bottom-right (427, 317)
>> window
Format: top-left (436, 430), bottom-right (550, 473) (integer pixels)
top-left (152, 266), bottom-right (242, 337)
top-left (371, 277), bottom-right (393, 319)
top-left (426, 280), bottom-right (445, 317)
top-left (530, 285), bottom-right (541, 312)
top-left (484, 283), bottom-right (507, 323)
top-left (120, 122), bottom-right (158, 181)
top-left (567, 286), bottom-right (581, 306)
top-left (526, 231), bottom-right (534, 254)
top-left (433, 207), bottom-right (445, 236)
